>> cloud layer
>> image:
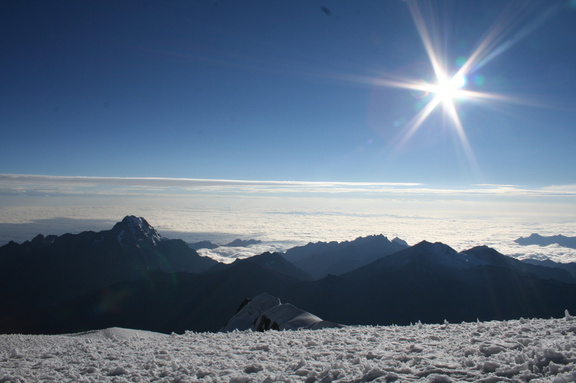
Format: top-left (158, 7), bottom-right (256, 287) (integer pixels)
top-left (1, 174), bottom-right (576, 263)
top-left (2, 173), bottom-right (576, 198)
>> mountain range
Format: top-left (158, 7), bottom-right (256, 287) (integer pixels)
top-left (515, 233), bottom-right (576, 250)
top-left (1, 216), bottom-right (576, 334)
top-left (187, 238), bottom-right (262, 251)
top-left (283, 234), bottom-right (408, 279)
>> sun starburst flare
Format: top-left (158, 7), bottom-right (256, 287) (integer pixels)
top-left (367, 0), bottom-right (562, 176)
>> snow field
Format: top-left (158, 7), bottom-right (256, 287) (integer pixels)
top-left (2, 317), bottom-right (576, 382)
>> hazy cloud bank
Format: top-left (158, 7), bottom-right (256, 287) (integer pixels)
top-left (2, 174), bottom-right (576, 199)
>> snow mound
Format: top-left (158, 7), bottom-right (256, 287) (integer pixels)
top-left (68, 327), bottom-right (168, 341)
top-left (220, 293), bottom-right (281, 332)
top-left (255, 303), bottom-right (342, 331)
top-left (221, 293), bottom-right (342, 332)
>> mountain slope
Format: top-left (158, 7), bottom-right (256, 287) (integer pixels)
top-left (284, 241), bottom-right (576, 326)
top-left (21, 259), bottom-right (303, 334)
top-left (0, 216), bottom-right (218, 331)
top-left (232, 252), bottom-right (313, 280)
top-left (283, 234), bottom-right (408, 279)
top-left (343, 241), bottom-right (575, 284)
top-left (3, 222), bottom-right (576, 335)
top-left (463, 245), bottom-right (575, 283)
top-left (523, 258), bottom-right (576, 280)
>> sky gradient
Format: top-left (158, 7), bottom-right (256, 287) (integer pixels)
top-left (2, 0), bottom-right (575, 185)
top-left (1, 1), bottom-right (576, 257)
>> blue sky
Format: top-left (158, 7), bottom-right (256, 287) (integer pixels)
top-left (2, 0), bottom-right (575, 187)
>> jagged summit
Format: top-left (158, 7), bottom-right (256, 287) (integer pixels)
top-left (392, 237), bottom-right (409, 247)
top-left (30, 234), bottom-right (58, 246)
top-left (112, 216), bottom-right (162, 246)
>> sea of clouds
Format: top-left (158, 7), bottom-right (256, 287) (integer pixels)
top-left (1, 203), bottom-right (575, 264)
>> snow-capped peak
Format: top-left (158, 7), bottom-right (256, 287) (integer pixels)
top-left (113, 216), bottom-right (162, 246)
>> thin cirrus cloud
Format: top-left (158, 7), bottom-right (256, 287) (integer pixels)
top-left (0, 173), bottom-right (575, 198)
top-left (0, 173), bottom-right (420, 194)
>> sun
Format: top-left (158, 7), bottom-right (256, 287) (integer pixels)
top-left (385, 66), bottom-right (476, 161)
top-left (365, 0), bottom-right (541, 174)
top-left (353, 0), bottom-right (560, 179)
top-left (431, 73), bottom-right (467, 103)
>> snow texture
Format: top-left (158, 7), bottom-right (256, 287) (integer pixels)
top-left (3, 317), bottom-right (576, 382)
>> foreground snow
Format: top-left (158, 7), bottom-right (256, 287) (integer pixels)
top-left (2, 317), bottom-right (576, 382)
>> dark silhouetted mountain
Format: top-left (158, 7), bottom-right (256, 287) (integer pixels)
top-left (523, 258), bottom-right (576, 280)
top-left (282, 241), bottom-right (576, 326)
top-left (187, 240), bottom-right (219, 250)
top-left (228, 252), bottom-right (313, 281)
top-left (515, 233), bottom-right (576, 249)
top-left (3, 225), bottom-right (576, 335)
top-left (17, 256), bottom-right (303, 334)
top-left (462, 245), bottom-right (575, 283)
top-left (283, 234), bottom-right (408, 279)
top-left (341, 242), bottom-right (573, 284)
top-left (392, 237), bottom-right (409, 247)
top-left (220, 293), bottom-right (342, 332)
top-left (223, 238), bottom-right (262, 247)
top-left (0, 216), bottom-right (218, 332)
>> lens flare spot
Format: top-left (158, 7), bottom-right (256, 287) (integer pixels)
top-left (473, 74), bottom-right (486, 87)
top-left (452, 74), bottom-right (467, 89)
top-left (393, 117), bottom-right (406, 128)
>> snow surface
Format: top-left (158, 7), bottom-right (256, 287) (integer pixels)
top-left (3, 317), bottom-right (576, 382)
